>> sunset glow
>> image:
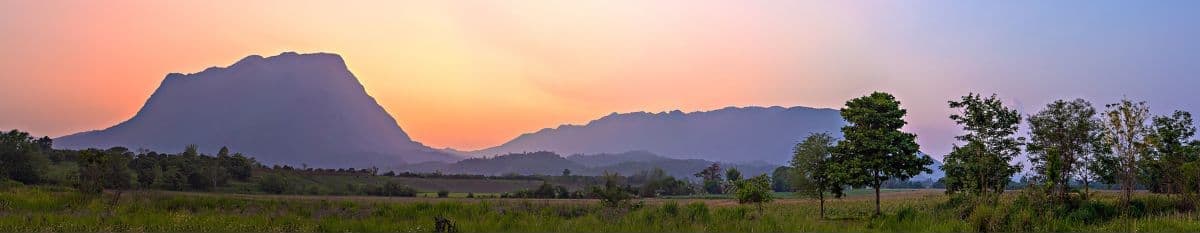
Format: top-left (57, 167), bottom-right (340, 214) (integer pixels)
top-left (3, 1), bottom-right (1199, 157)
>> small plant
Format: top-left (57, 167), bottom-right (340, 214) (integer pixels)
top-left (437, 190), bottom-right (449, 198)
top-left (433, 216), bottom-right (457, 233)
top-left (466, 192), bottom-right (474, 198)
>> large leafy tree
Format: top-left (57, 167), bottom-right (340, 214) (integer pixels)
top-left (0, 130), bottom-right (51, 184)
top-left (1145, 111), bottom-right (1199, 195)
top-left (1027, 99), bottom-right (1106, 201)
top-left (941, 93), bottom-right (1024, 195)
top-left (1101, 98), bottom-right (1151, 206)
top-left (832, 92), bottom-right (932, 216)
top-left (790, 133), bottom-right (845, 219)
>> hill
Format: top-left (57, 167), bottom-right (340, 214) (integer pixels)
top-left (466, 106), bottom-right (844, 164)
top-left (55, 52), bottom-right (457, 168)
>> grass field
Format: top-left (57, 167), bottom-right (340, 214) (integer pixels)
top-left (3, 185), bottom-right (1199, 232)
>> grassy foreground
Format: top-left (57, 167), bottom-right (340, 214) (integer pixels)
top-left (2, 186), bottom-right (1199, 232)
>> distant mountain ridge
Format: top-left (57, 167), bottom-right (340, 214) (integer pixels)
top-left (396, 151), bottom-right (777, 179)
top-left (466, 106), bottom-right (845, 164)
top-left (55, 52), bottom-right (457, 168)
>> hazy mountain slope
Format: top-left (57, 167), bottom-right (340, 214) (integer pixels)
top-left (55, 52), bottom-right (456, 168)
top-left (470, 106), bottom-right (844, 164)
top-left (565, 150), bottom-right (671, 167)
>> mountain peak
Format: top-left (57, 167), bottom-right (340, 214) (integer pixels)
top-left (468, 105), bottom-right (845, 163)
top-left (56, 52), bottom-right (456, 168)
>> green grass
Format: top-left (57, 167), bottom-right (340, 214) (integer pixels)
top-left (1, 185), bottom-right (1198, 232)
top-left (662, 188), bottom-right (916, 199)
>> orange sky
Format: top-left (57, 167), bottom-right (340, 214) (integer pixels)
top-left (6, 1), bottom-right (1198, 158)
top-left (0, 1), bottom-right (883, 150)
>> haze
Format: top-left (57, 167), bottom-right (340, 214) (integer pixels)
top-left (2, 1), bottom-right (1200, 159)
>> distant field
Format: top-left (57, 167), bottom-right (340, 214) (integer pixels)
top-left (216, 172), bottom-right (575, 195)
top-left (3, 186), bottom-right (1195, 232)
top-left (662, 188), bottom-right (923, 200)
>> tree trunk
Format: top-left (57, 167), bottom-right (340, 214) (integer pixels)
top-left (819, 192), bottom-right (826, 219)
top-left (874, 181), bottom-right (881, 216)
top-left (1083, 176), bottom-right (1090, 200)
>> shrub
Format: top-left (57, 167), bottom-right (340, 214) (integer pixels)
top-left (437, 190), bottom-right (449, 198)
top-left (257, 174), bottom-right (288, 194)
top-left (369, 181), bottom-right (417, 197)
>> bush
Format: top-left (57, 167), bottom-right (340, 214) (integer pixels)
top-left (437, 190), bottom-right (449, 198)
top-left (257, 174), bottom-right (288, 194)
top-left (370, 181), bottom-right (417, 197)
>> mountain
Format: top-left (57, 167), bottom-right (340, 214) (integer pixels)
top-left (55, 52), bottom-right (457, 168)
top-left (467, 106), bottom-right (844, 164)
top-left (395, 151), bottom-right (777, 179)
top-left (565, 150), bottom-right (672, 167)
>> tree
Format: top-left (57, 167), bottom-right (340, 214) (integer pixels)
top-left (1101, 98), bottom-right (1151, 207)
top-left (832, 92), bottom-right (933, 216)
top-left (725, 167), bottom-right (743, 193)
top-left (941, 93), bottom-right (1024, 195)
top-left (694, 163), bottom-right (724, 194)
top-left (131, 154), bottom-right (162, 188)
top-left (1027, 99), bottom-right (1105, 201)
top-left (0, 130), bottom-right (50, 184)
top-left (771, 166), bottom-right (793, 192)
top-left (1145, 111), bottom-right (1198, 195)
top-left (726, 168), bottom-right (743, 182)
top-left (791, 133), bottom-right (845, 219)
top-left (78, 148), bottom-right (134, 205)
top-left (734, 174), bottom-right (774, 214)
top-left (562, 168), bottom-right (571, 177)
top-left (592, 172), bottom-right (633, 208)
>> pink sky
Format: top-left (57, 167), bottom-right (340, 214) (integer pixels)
top-left (4, 1), bottom-right (1198, 159)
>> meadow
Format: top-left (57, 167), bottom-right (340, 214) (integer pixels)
top-left (2, 184), bottom-right (1198, 232)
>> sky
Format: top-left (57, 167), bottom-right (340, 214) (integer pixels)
top-left (2, 1), bottom-right (1200, 161)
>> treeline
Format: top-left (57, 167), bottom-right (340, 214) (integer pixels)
top-left (780, 92), bottom-right (1200, 219)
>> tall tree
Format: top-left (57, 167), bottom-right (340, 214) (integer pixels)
top-left (1145, 111), bottom-right (1198, 195)
top-left (832, 92), bottom-right (933, 216)
top-left (941, 93), bottom-right (1024, 195)
top-left (694, 163), bottom-right (724, 194)
top-left (1027, 99), bottom-right (1105, 201)
top-left (1101, 98), bottom-right (1151, 207)
top-left (791, 133), bottom-right (845, 219)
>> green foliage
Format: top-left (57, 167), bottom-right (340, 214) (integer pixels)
top-left (942, 93), bottom-right (1024, 195)
top-left (790, 133), bottom-right (844, 218)
top-left (369, 181), bottom-right (417, 197)
top-left (1143, 110), bottom-right (1199, 194)
top-left (1101, 98), bottom-right (1152, 205)
top-left (591, 172), bottom-right (633, 208)
top-left (726, 168), bottom-right (742, 182)
top-left (770, 166), bottom-right (792, 192)
top-left (76, 148), bottom-right (134, 194)
top-left (257, 174), bottom-right (289, 194)
top-left (734, 174), bottom-right (774, 214)
top-left (1027, 98), bottom-right (1107, 201)
top-left (693, 163), bottom-right (724, 194)
top-left (437, 190), bottom-right (449, 198)
top-left (832, 92), bottom-right (933, 215)
top-left (0, 130), bottom-right (51, 184)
